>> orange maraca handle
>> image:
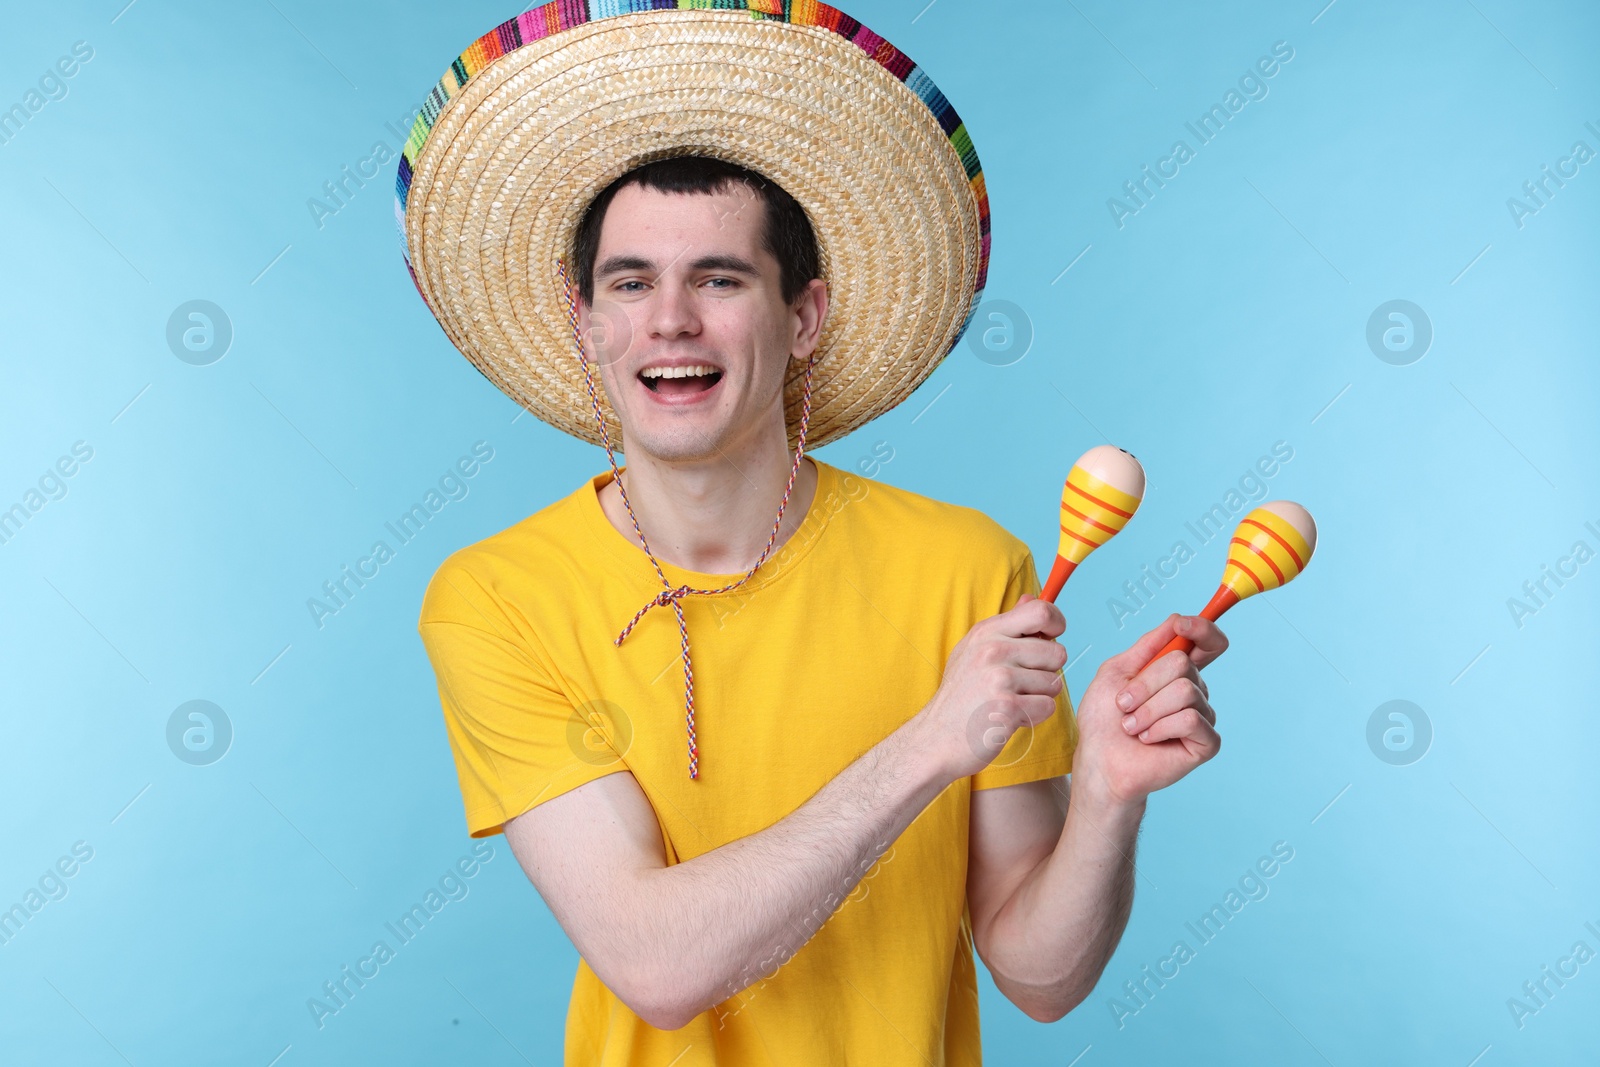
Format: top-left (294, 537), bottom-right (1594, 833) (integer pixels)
top-left (1040, 556), bottom-right (1077, 603)
top-left (1149, 586), bottom-right (1239, 662)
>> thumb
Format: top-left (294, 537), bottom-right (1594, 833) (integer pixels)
top-left (1010, 592), bottom-right (1049, 639)
top-left (1102, 613), bottom-right (1189, 679)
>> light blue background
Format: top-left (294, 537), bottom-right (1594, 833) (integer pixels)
top-left (1, 0), bottom-right (1596, 1063)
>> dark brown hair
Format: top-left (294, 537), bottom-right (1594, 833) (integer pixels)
top-left (571, 155), bottom-right (820, 308)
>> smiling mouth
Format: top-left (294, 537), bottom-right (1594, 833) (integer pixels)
top-left (639, 368), bottom-right (724, 395)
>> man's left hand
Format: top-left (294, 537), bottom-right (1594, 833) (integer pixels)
top-left (1066, 610), bottom-right (1227, 810)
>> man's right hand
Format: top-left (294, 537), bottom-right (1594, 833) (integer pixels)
top-left (913, 592), bottom-right (1068, 782)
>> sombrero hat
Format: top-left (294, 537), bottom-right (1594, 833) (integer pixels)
top-left (395, 0), bottom-right (992, 452)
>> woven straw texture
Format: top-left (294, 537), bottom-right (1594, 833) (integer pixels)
top-left (397, 1), bottom-right (990, 451)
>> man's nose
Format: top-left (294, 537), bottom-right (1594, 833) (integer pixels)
top-left (646, 273), bottom-right (700, 337)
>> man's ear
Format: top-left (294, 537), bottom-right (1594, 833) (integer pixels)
top-left (572, 295), bottom-right (605, 369)
top-left (788, 278), bottom-right (828, 362)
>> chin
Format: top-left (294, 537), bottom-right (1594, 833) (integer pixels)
top-left (621, 422), bottom-right (734, 464)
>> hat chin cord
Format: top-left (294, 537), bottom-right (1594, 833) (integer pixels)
top-left (557, 259), bottom-right (815, 780)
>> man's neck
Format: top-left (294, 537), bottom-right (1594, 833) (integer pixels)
top-left (597, 446), bottom-right (819, 576)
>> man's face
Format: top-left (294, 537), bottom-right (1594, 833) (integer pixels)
top-left (580, 181), bottom-right (824, 463)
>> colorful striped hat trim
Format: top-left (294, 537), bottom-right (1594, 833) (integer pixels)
top-left (396, 0), bottom-right (990, 293)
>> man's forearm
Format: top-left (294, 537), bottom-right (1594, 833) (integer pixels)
top-left (981, 777), bottom-right (1146, 1022)
top-left (625, 715), bottom-right (953, 1029)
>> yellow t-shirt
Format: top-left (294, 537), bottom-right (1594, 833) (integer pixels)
top-left (417, 457), bottom-right (1077, 1066)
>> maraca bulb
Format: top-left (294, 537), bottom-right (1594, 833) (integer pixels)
top-left (1219, 501), bottom-right (1317, 602)
top-left (1056, 446), bottom-right (1146, 565)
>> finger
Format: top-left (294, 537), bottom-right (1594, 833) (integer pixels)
top-left (1021, 691), bottom-right (1060, 727)
top-left (993, 594), bottom-right (1066, 641)
top-left (1005, 636), bottom-right (1068, 673)
top-left (1006, 665), bottom-right (1067, 697)
top-left (1180, 616), bottom-right (1229, 670)
top-left (1012, 592), bottom-right (1043, 640)
top-left (1117, 677), bottom-right (1213, 737)
top-left (1136, 708), bottom-right (1221, 753)
top-left (1010, 692), bottom-right (1061, 729)
top-left (972, 690), bottom-right (1059, 742)
top-left (1111, 639), bottom-right (1203, 719)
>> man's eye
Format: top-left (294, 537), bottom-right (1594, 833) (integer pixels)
top-left (614, 278), bottom-right (735, 292)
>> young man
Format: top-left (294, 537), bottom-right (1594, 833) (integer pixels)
top-left (403, 6), bottom-right (1223, 1063)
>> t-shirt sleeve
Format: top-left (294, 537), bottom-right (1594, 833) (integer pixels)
top-left (970, 546), bottom-right (1079, 792)
top-left (417, 557), bottom-right (628, 838)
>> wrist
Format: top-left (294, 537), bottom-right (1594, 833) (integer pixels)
top-left (888, 710), bottom-right (961, 800)
top-left (1069, 770), bottom-right (1147, 826)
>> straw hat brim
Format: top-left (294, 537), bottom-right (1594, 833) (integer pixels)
top-left (398, 4), bottom-right (990, 452)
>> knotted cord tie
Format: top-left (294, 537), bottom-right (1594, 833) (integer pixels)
top-left (556, 259), bottom-right (815, 779)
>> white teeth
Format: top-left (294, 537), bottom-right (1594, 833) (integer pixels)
top-left (640, 364), bottom-right (719, 379)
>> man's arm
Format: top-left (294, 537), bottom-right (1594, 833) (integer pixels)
top-left (967, 608), bottom-right (1226, 1022)
top-left (505, 720), bottom-right (945, 1031)
top-left (503, 596), bottom-right (1070, 1031)
top-left (967, 774), bottom-right (1143, 1022)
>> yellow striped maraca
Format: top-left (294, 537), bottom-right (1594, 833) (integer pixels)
top-left (1149, 501), bottom-right (1317, 661)
top-left (1041, 446), bottom-right (1146, 602)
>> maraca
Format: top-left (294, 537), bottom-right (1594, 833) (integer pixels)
top-left (1149, 501), bottom-right (1317, 661)
top-left (1041, 445), bottom-right (1146, 603)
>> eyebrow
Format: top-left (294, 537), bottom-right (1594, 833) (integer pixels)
top-left (595, 253), bottom-right (762, 281)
